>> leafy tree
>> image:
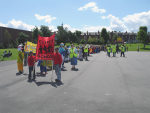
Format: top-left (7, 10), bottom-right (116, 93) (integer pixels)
top-left (74, 30), bottom-right (82, 43)
top-left (3, 30), bottom-right (11, 48)
top-left (17, 32), bottom-right (29, 44)
top-left (80, 39), bottom-right (86, 44)
top-left (32, 27), bottom-right (41, 43)
top-left (40, 25), bottom-right (52, 37)
top-left (56, 25), bottom-right (68, 43)
top-left (112, 34), bottom-right (118, 43)
top-left (137, 26), bottom-right (148, 48)
top-left (101, 28), bottom-right (109, 44)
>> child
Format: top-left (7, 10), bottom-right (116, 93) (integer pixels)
top-left (53, 47), bottom-right (63, 83)
top-left (28, 51), bottom-right (36, 82)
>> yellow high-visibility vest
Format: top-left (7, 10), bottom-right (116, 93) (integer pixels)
top-left (70, 48), bottom-right (77, 58)
top-left (84, 48), bottom-right (88, 53)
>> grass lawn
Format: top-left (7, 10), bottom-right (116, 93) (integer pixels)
top-left (0, 48), bottom-right (18, 61)
top-left (111, 43), bottom-right (150, 51)
top-left (0, 43), bottom-right (150, 61)
top-left (126, 43), bottom-right (150, 51)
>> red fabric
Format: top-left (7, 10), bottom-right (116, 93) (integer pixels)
top-left (36, 34), bottom-right (55, 60)
top-left (28, 55), bottom-right (35, 66)
top-left (53, 52), bottom-right (62, 66)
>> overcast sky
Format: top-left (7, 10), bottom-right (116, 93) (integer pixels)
top-left (0, 0), bottom-right (150, 32)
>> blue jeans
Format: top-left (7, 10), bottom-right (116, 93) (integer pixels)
top-left (54, 64), bottom-right (61, 81)
top-left (40, 65), bottom-right (47, 73)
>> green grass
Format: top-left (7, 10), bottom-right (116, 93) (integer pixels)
top-left (110, 43), bottom-right (150, 51)
top-left (0, 43), bottom-right (150, 61)
top-left (0, 48), bottom-right (18, 61)
top-left (126, 43), bottom-right (150, 51)
top-left (109, 43), bottom-right (150, 51)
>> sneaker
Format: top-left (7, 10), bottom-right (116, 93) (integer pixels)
top-left (55, 79), bottom-right (59, 82)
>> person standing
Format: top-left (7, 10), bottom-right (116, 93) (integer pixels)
top-left (112, 45), bottom-right (116, 57)
top-left (84, 45), bottom-right (88, 61)
top-left (107, 45), bottom-right (111, 57)
top-left (16, 45), bottom-right (24, 75)
top-left (79, 45), bottom-right (83, 61)
top-left (53, 47), bottom-right (63, 83)
top-left (70, 44), bottom-right (78, 70)
top-left (59, 43), bottom-right (66, 71)
top-left (27, 51), bottom-right (36, 82)
top-left (120, 44), bottom-right (125, 57)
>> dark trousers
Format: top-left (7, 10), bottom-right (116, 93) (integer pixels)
top-left (29, 66), bottom-right (35, 80)
top-left (84, 53), bottom-right (88, 61)
top-left (113, 52), bottom-right (116, 57)
top-left (108, 52), bottom-right (110, 57)
top-left (120, 52), bottom-right (125, 57)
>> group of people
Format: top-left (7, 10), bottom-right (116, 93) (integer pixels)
top-left (106, 44), bottom-right (127, 57)
top-left (2, 50), bottom-right (12, 58)
top-left (16, 43), bottom-right (100, 83)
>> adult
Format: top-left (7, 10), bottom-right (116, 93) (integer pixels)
top-left (16, 44), bottom-right (24, 75)
top-left (112, 45), bottom-right (116, 57)
top-left (70, 44), bottom-right (78, 70)
top-left (120, 44), bottom-right (125, 57)
top-left (84, 45), bottom-right (88, 61)
top-left (59, 43), bottom-right (66, 71)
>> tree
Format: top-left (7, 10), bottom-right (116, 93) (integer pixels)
top-left (40, 25), bottom-right (52, 37)
top-left (137, 26), bottom-right (148, 48)
top-left (101, 28), bottom-right (109, 44)
top-left (80, 39), bottom-right (86, 44)
top-left (112, 34), bottom-right (118, 43)
top-left (17, 32), bottom-right (29, 44)
top-left (32, 27), bottom-right (40, 43)
top-left (56, 25), bottom-right (68, 43)
top-left (3, 30), bottom-right (12, 48)
top-left (74, 30), bottom-right (82, 43)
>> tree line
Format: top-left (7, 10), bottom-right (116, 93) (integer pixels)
top-left (0, 25), bottom-right (149, 49)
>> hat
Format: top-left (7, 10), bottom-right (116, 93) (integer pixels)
top-left (60, 43), bottom-right (64, 46)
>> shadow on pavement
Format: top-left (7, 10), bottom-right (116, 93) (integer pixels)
top-left (34, 81), bottom-right (63, 88)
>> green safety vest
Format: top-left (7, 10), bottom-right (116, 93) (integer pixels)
top-left (17, 51), bottom-right (24, 63)
top-left (70, 48), bottom-right (77, 58)
top-left (112, 47), bottom-right (116, 52)
top-left (121, 46), bottom-right (125, 52)
top-left (84, 48), bottom-right (88, 53)
top-left (107, 47), bottom-right (111, 53)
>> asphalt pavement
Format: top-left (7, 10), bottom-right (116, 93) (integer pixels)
top-left (0, 52), bottom-right (150, 113)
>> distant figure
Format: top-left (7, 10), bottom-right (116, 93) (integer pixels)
top-left (137, 45), bottom-right (140, 52)
top-left (112, 46), bottom-right (116, 57)
top-left (120, 44), bottom-right (125, 57)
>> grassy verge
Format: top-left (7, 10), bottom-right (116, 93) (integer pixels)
top-left (0, 48), bottom-right (18, 61)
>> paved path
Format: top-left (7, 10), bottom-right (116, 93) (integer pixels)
top-left (0, 52), bottom-right (150, 113)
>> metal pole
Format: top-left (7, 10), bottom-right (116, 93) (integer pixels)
top-left (51, 60), bottom-right (54, 82)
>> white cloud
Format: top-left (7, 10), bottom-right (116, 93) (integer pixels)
top-left (0, 22), bottom-right (7, 27)
top-left (78, 2), bottom-right (106, 14)
top-left (82, 25), bottom-right (110, 32)
top-left (0, 19), bottom-right (34, 31)
top-left (123, 10), bottom-right (150, 31)
top-left (64, 24), bottom-right (81, 32)
top-left (35, 14), bottom-right (56, 24)
top-left (7, 19), bottom-right (34, 31)
top-left (101, 10), bottom-right (150, 32)
top-left (48, 25), bottom-right (57, 31)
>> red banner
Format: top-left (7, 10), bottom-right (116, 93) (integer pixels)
top-left (36, 34), bottom-right (55, 60)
